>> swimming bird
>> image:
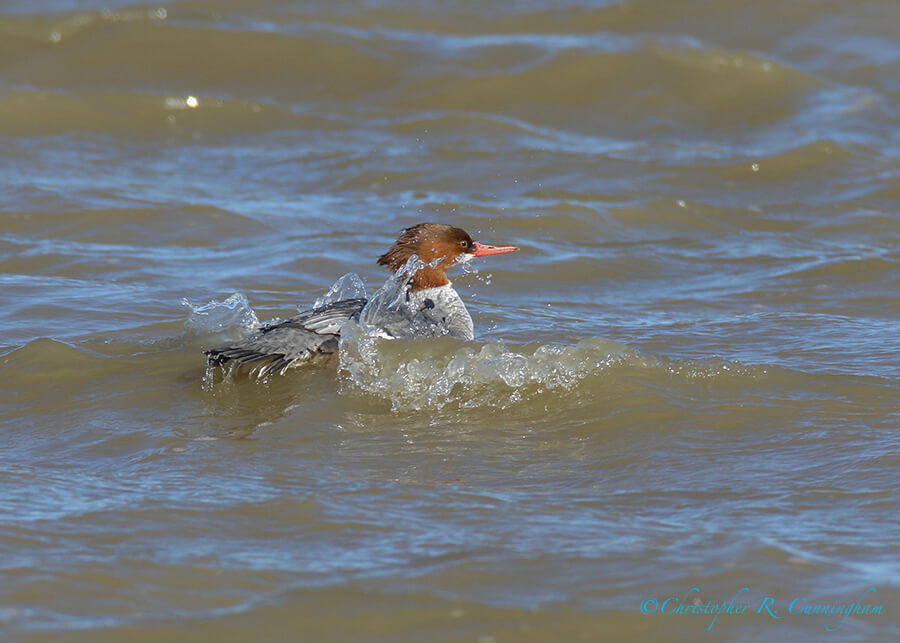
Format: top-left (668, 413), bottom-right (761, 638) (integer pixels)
top-left (204, 223), bottom-right (518, 377)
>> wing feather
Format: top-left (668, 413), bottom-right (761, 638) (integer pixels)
top-left (204, 298), bottom-right (366, 376)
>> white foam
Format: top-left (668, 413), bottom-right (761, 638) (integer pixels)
top-left (338, 325), bottom-right (636, 411)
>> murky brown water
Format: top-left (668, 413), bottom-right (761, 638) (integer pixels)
top-left (1, 1), bottom-right (898, 641)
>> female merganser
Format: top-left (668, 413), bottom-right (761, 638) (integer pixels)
top-left (204, 223), bottom-right (518, 377)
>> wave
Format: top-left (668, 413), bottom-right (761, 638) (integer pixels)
top-left (0, 88), bottom-right (321, 138)
top-left (188, 273), bottom-right (773, 413)
top-left (0, 3), bottom-right (826, 140)
top-left (337, 316), bottom-right (791, 412)
top-left (186, 271), bottom-right (900, 414)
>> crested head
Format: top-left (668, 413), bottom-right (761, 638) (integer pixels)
top-left (377, 223), bottom-right (519, 291)
top-left (377, 223), bottom-right (476, 290)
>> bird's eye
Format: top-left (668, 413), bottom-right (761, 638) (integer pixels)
top-left (460, 240), bottom-right (470, 249)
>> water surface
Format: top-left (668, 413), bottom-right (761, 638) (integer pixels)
top-left (1, 1), bottom-right (898, 641)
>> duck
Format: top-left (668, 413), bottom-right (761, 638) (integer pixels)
top-left (204, 223), bottom-right (518, 377)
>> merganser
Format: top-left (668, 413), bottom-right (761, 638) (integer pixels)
top-left (204, 223), bottom-right (518, 377)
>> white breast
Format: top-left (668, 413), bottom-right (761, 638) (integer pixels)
top-left (406, 283), bottom-right (475, 341)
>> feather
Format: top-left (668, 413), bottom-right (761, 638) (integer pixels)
top-left (204, 298), bottom-right (366, 373)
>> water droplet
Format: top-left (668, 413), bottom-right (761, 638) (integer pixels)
top-left (751, 163), bottom-right (759, 172)
top-left (49, 32), bottom-right (61, 43)
top-left (676, 200), bottom-right (686, 208)
top-left (186, 95), bottom-right (199, 108)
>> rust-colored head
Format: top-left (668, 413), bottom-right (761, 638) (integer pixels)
top-left (377, 223), bottom-right (518, 290)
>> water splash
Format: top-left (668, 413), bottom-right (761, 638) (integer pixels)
top-left (182, 292), bottom-right (259, 335)
top-left (338, 326), bottom-right (639, 411)
top-left (357, 255), bottom-right (418, 333)
top-left (186, 280), bottom-right (761, 410)
top-left (336, 259), bottom-right (633, 411)
top-left (338, 313), bottom-right (765, 411)
top-left (183, 293), bottom-right (260, 389)
top-left (312, 272), bottom-right (367, 310)
top-left (355, 254), bottom-right (451, 339)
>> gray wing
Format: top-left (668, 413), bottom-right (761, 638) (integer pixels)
top-left (204, 298), bottom-right (366, 377)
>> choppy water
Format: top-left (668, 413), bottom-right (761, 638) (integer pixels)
top-left (1, 1), bottom-right (899, 641)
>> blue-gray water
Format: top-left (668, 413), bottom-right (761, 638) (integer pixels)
top-left (1, 1), bottom-right (898, 641)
